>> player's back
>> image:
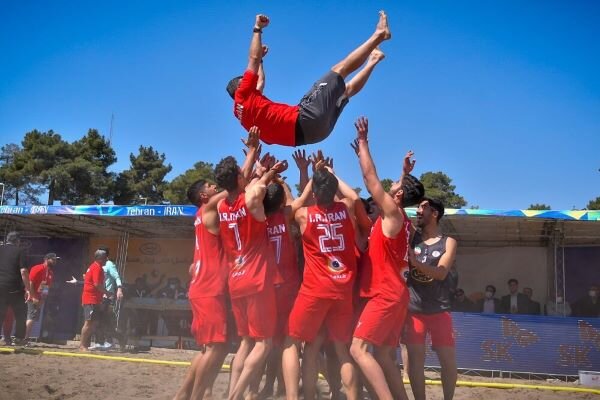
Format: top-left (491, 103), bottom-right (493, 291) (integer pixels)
top-left (266, 210), bottom-right (300, 288)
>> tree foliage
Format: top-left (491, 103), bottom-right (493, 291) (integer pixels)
top-left (164, 161), bottom-right (215, 204)
top-left (114, 146), bottom-right (172, 205)
top-left (0, 143), bottom-right (44, 205)
top-left (587, 196), bottom-right (600, 210)
top-left (419, 171), bottom-right (467, 208)
top-left (380, 178), bottom-right (393, 193)
top-left (528, 203), bottom-right (551, 210)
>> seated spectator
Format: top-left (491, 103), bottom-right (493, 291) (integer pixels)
top-left (572, 285), bottom-right (600, 318)
top-left (545, 294), bottom-right (572, 317)
top-left (130, 275), bottom-right (164, 299)
top-left (157, 277), bottom-right (187, 300)
top-left (477, 285), bottom-right (501, 314)
top-left (500, 278), bottom-right (530, 314)
top-left (452, 288), bottom-right (475, 312)
top-left (523, 287), bottom-right (541, 315)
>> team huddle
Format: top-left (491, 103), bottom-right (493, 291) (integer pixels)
top-left (176, 11), bottom-right (458, 400)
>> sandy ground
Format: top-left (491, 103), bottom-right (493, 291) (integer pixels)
top-left (1, 344), bottom-right (597, 400)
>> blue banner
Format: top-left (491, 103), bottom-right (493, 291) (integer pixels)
top-left (421, 313), bottom-right (600, 375)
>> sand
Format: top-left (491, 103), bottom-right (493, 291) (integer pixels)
top-left (1, 344), bottom-right (597, 400)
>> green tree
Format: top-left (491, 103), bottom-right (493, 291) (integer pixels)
top-left (0, 143), bottom-right (44, 205)
top-left (164, 161), bottom-right (215, 204)
top-left (586, 196), bottom-right (600, 210)
top-left (528, 203), bottom-right (551, 210)
top-left (380, 178), bottom-right (393, 193)
top-left (419, 171), bottom-right (467, 208)
top-left (114, 146), bottom-right (172, 204)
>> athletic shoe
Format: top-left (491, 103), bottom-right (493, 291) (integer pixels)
top-left (103, 342), bottom-right (112, 349)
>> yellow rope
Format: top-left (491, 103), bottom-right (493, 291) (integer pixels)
top-left (1, 347), bottom-right (598, 395)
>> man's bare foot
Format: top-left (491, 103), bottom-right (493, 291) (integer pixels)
top-left (376, 10), bottom-right (391, 40)
top-left (368, 47), bottom-right (386, 64)
top-left (78, 346), bottom-right (90, 352)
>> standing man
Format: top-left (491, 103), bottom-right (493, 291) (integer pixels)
top-left (215, 139), bottom-right (287, 400)
top-left (79, 249), bottom-right (113, 351)
top-left (476, 285), bottom-right (501, 314)
top-left (349, 117), bottom-right (423, 400)
top-left (282, 167), bottom-right (360, 400)
top-left (522, 287), bottom-right (541, 315)
top-left (404, 198), bottom-right (458, 400)
top-left (500, 279), bottom-right (530, 314)
top-left (94, 246), bottom-right (124, 349)
top-left (0, 231), bottom-right (31, 346)
top-left (25, 253), bottom-right (59, 340)
top-left (227, 11), bottom-right (390, 147)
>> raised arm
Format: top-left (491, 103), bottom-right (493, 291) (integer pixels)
top-left (352, 117), bottom-right (403, 237)
top-left (256, 45), bottom-right (268, 92)
top-left (246, 159), bottom-right (288, 212)
top-left (241, 127), bottom-right (261, 182)
top-left (292, 149), bottom-right (311, 194)
top-left (247, 14), bottom-right (270, 73)
top-left (202, 191), bottom-right (229, 234)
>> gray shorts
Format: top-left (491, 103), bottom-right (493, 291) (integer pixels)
top-left (27, 301), bottom-right (41, 321)
top-left (297, 71), bottom-right (349, 145)
top-left (83, 304), bottom-right (104, 321)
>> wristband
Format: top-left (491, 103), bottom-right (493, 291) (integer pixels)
top-left (253, 27), bottom-right (262, 33)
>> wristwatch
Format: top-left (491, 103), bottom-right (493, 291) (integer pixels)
top-left (253, 27), bottom-right (262, 33)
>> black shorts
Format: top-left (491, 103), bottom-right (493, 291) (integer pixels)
top-left (83, 304), bottom-right (104, 321)
top-left (27, 301), bottom-right (41, 321)
top-left (297, 70), bottom-right (349, 145)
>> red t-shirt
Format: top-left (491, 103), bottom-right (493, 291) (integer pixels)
top-left (357, 246), bottom-right (374, 298)
top-left (300, 202), bottom-right (357, 300)
top-left (234, 70), bottom-right (299, 146)
top-left (368, 213), bottom-right (411, 302)
top-left (267, 210), bottom-right (299, 289)
top-left (218, 192), bottom-right (276, 299)
top-left (82, 261), bottom-right (105, 305)
top-left (189, 207), bottom-right (228, 299)
top-left (29, 263), bottom-right (54, 300)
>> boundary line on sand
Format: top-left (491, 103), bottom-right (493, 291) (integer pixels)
top-left (1, 347), bottom-right (598, 395)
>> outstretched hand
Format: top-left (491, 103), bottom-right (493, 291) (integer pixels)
top-left (403, 150), bottom-right (416, 175)
top-left (350, 139), bottom-right (360, 157)
top-left (255, 152), bottom-right (274, 177)
top-left (262, 45), bottom-right (269, 58)
top-left (255, 14), bottom-right (270, 29)
top-left (292, 149), bottom-right (311, 171)
top-left (242, 127), bottom-right (262, 162)
top-left (354, 116), bottom-right (369, 141)
top-left (271, 160), bottom-right (289, 174)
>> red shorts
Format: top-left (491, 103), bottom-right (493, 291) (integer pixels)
top-left (402, 311), bottom-right (455, 348)
top-left (288, 292), bottom-right (353, 344)
top-left (274, 284), bottom-right (299, 345)
top-left (231, 285), bottom-right (276, 340)
top-left (354, 295), bottom-right (408, 347)
top-left (190, 295), bottom-right (227, 345)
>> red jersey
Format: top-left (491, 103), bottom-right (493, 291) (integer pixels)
top-left (234, 70), bottom-right (299, 146)
top-left (368, 213), bottom-right (411, 301)
top-left (357, 247), bottom-right (374, 298)
top-left (267, 210), bottom-right (300, 288)
top-left (82, 261), bottom-right (104, 305)
top-left (29, 263), bottom-right (54, 300)
top-left (189, 207), bottom-right (228, 299)
top-left (219, 192), bottom-right (276, 299)
top-left (300, 202), bottom-right (357, 300)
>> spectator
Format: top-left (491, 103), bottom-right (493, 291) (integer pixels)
top-left (522, 287), bottom-right (541, 315)
top-left (94, 246), bottom-right (124, 349)
top-left (476, 285), bottom-right (501, 314)
top-left (130, 275), bottom-right (164, 298)
top-left (25, 253), bottom-right (59, 340)
top-left (500, 278), bottom-right (530, 314)
top-left (157, 277), bottom-right (186, 300)
top-left (452, 289), bottom-right (475, 312)
top-left (0, 231), bottom-right (31, 345)
top-left (572, 285), bottom-right (600, 318)
top-left (545, 294), bottom-right (572, 317)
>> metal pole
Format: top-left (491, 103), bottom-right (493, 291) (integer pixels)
top-left (0, 183), bottom-right (5, 206)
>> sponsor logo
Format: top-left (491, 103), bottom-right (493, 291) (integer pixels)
top-left (140, 242), bottom-right (161, 255)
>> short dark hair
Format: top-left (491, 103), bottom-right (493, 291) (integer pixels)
top-left (215, 156), bottom-right (240, 192)
top-left (360, 198), bottom-right (370, 213)
top-left (263, 183), bottom-right (285, 214)
top-left (187, 179), bottom-right (208, 206)
top-left (423, 197), bottom-right (445, 221)
top-left (312, 169), bottom-right (338, 205)
top-left (486, 285), bottom-right (496, 293)
top-left (401, 174), bottom-right (425, 207)
top-left (508, 278), bottom-right (518, 285)
top-left (98, 246), bottom-right (110, 256)
top-left (226, 76), bottom-right (243, 99)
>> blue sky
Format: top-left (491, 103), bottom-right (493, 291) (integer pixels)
top-left (1, 1), bottom-right (599, 209)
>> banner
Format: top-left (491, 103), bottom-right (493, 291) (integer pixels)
top-left (423, 313), bottom-right (600, 375)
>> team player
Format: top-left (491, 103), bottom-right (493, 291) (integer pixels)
top-left (404, 197), bottom-right (458, 400)
top-left (25, 253), bottom-right (59, 341)
top-left (226, 11), bottom-right (390, 147)
top-left (215, 144), bottom-right (287, 400)
top-left (349, 117), bottom-right (424, 400)
top-left (282, 166), bottom-right (360, 400)
top-left (174, 179), bottom-right (228, 400)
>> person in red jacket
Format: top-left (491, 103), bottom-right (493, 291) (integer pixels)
top-left (226, 11), bottom-right (390, 147)
top-left (79, 249), bottom-right (113, 351)
top-left (25, 253), bottom-right (59, 340)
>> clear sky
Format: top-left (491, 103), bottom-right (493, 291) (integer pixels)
top-left (1, 1), bottom-right (599, 209)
